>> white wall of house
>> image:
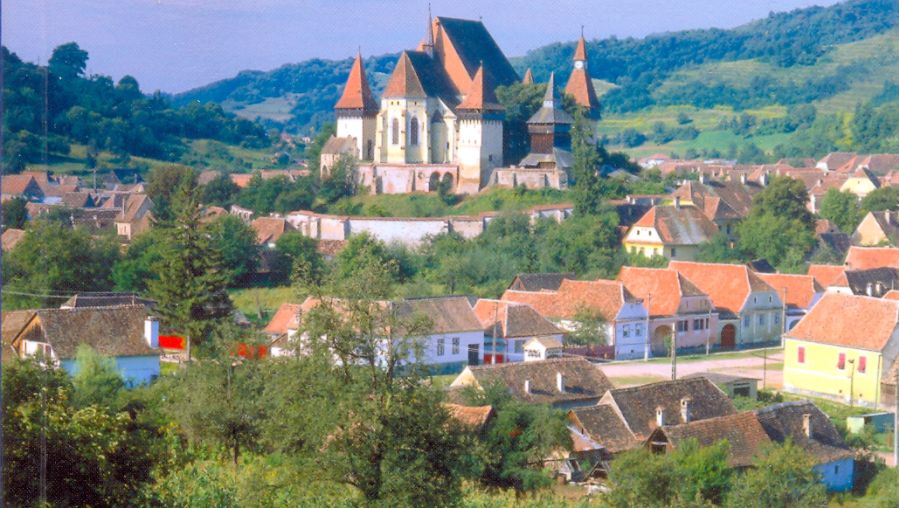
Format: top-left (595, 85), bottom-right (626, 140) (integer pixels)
top-left (738, 290), bottom-right (785, 345)
top-left (402, 330), bottom-right (485, 374)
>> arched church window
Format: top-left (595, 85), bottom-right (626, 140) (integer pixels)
top-left (410, 117), bottom-right (419, 146)
top-left (391, 118), bottom-right (399, 145)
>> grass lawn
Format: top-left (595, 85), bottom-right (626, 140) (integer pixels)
top-left (229, 286), bottom-right (297, 326)
top-left (610, 374), bottom-right (667, 388)
top-left (429, 374), bottom-right (458, 389)
top-left (160, 362), bottom-right (181, 376)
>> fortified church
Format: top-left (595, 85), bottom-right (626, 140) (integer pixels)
top-left (320, 14), bottom-right (600, 194)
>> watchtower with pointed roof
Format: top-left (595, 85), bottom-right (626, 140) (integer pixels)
top-left (564, 30), bottom-right (601, 120)
top-left (335, 51), bottom-right (379, 161)
top-left (456, 64), bottom-right (505, 192)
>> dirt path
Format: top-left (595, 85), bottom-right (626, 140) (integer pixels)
top-left (600, 351), bottom-right (785, 389)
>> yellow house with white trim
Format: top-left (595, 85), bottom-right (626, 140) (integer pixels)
top-left (623, 203), bottom-right (718, 261)
top-left (783, 293), bottom-right (899, 408)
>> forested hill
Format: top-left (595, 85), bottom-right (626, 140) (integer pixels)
top-left (175, 0), bottom-right (896, 132)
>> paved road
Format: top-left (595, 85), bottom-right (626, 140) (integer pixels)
top-left (600, 351), bottom-right (785, 389)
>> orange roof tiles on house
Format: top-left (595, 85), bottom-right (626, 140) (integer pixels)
top-left (616, 267), bottom-right (707, 317)
top-left (668, 261), bottom-right (776, 316)
top-left (522, 68), bottom-right (534, 85)
top-left (501, 279), bottom-right (636, 321)
top-left (884, 290), bottom-right (899, 301)
top-left (1, 228), bottom-right (26, 252)
top-left (787, 293), bottom-right (899, 351)
top-left (383, 51), bottom-right (428, 98)
top-left (807, 264), bottom-right (847, 287)
top-left (335, 51), bottom-right (379, 112)
top-left (230, 174), bottom-right (255, 188)
top-left (845, 246), bottom-right (899, 270)
top-left (263, 303), bottom-right (302, 335)
top-left (473, 299), bottom-right (563, 339)
top-left (1, 174), bottom-right (41, 197)
top-left (653, 412), bottom-right (771, 468)
top-left (632, 205), bottom-right (718, 245)
top-left (757, 273), bottom-right (823, 309)
top-left (443, 403), bottom-right (494, 430)
top-left (251, 217), bottom-right (293, 245)
top-left (457, 64), bottom-right (503, 111)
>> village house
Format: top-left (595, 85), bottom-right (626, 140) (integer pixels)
top-left (101, 193), bottom-right (153, 241)
top-left (645, 411), bottom-right (771, 469)
top-left (808, 263), bottom-right (848, 288)
top-left (756, 273), bottom-right (823, 331)
top-left (8, 305), bottom-right (161, 386)
top-left (844, 246), bottom-right (899, 270)
top-left (501, 279), bottom-right (649, 359)
top-left (669, 176), bottom-right (758, 239)
top-left (522, 337), bottom-right (564, 362)
top-left (668, 261), bottom-right (784, 349)
top-left (617, 266), bottom-right (719, 356)
top-left (1, 174), bottom-right (44, 202)
top-left (450, 356), bottom-right (614, 409)
top-left (622, 202), bottom-right (719, 260)
top-left (251, 216), bottom-right (295, 248)
top-left (755, 401), bottom-right (855, 492)
top-left (825, 267), bottom-right (899, 297)
top-left (682, 372), bottom-right (759, 400)
top-left (783, 293), bottom-right (899, 408)
top-left (507, 272), bottom-right (575, 292)
top-left (852, 210), bottom-right (899, 247)
top-left (472, 299), bottom-right (564, 364)
top-left (840, 167), bottom-right (881, 198)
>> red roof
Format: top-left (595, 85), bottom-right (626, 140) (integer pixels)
top-left (787, 293), bottom-right (899, 351)
top-left (335, 52), bottom-right (379, 112)
top-left (383, 52), bottom-right (427, 98)
top-left (807, 264), bottom-right (847, 287)
top-left (845, 246), bottom-right (899, 270)
top-left (263, 303), bottom-right (302, 335)
top-left (617, 267), bottom-right (708, 317)
top-left (501, 279), bottom-right (635, 321)
top-left (522, 68), bottom-right (534, 85)
top-left (457, 64), bottom-right (503, 111)
top-left (756, 273), bottom-right (822, 309)
top-left (573, 35), bottom-right (588, 62)
top-left (668, 261), bottom-right (775, 316)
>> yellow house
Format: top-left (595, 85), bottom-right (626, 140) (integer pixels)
top-left (623, 202), bottom-right (718, 261)
top-left (783, 293), bottom-right (899, 408)
top-left (839, 167), bottom-right (880, 199)
top-left (851, 210), bottom-right (898, 247)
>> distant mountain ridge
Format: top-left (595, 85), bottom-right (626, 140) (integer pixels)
top-left (175, 0), bottom-right (898, 132)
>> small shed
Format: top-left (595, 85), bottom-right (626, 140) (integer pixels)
top-left (524, 336), bottom-right (563, 362)
top-left (684, 372), bottom-right (759, 400)
top-left (846, 412), bottom-right (895, 434)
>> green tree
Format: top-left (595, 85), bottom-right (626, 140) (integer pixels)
top-left (111, 229), bottom-right (167, 293)
top-left (270, 231), bottom-right (323, 285)
top-left (333, 233), bottom-right (398, 284)
top-left (819, 189), bottom-right (863, 232)
top-left (208, 215), bottom-right (259, 286)
top-left (571, 109), bottom-right (603, 216)
top-left (1, 220), bottom-right (120, 309)
top-left (147, 165), bottom-right (197, 222)
top-left (48, 41), bottom-right (88, 81)
top-left (861, 186), bottom-right (899, 214)
top-left (863, 466), bottom-right (899, 507)
top-left (71, 345), bottom-right (125, 409)
top-left (697, 233), bottom-right (748, 264)
top-left (201, 172), bottom-right (240, 207)
top-left (726, 441), bottom-right (827, 508)
top-left (566, 306), bottom-right (608, 347)
top-left (495, 82), bottom-right (546, 163)
top-left (536, 212), bottom-right (623, 278)
top-left (738, 176), bottom-right (815, 270)
top-left (317, 154), bottom-right (358, 205)
top-left (148, 179), bottom-right (233, 352)
top-left (1, 196), bottom-right (29, 230)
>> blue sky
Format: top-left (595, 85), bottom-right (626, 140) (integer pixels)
top-left (3, 0), bottom-right (839, 93)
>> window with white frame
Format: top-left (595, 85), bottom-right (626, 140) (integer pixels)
top-left (452, 337), bottom-right (460, 355)
top-left (693, 318), bottom-right (705, 330)
top-left (437, 338), bottom-right (445, 356)
top-left (623, 325), bottom-right (631, 337)
top-left (677, 320), bottom-right (689, 332)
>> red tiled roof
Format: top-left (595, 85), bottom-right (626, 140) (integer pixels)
top-left (522, 68), bottom-right (534, 85)
top-left (787, 293), bottom-right (899, 351)
top-left (1, 175), bottom-right (39, 195)
top-left (251, 217), bottom-right (293, 245)
top-left (617, 267), bottom-right (707, 317)
top-left (757, 273), bottom-right (822, 309)
top-left (1, 228), bottom-right (25, 252)
top-left (573, 35), bottom-right (588, 62)
top-left (263, 303), bottom-right (301, 335)
top-left (668, 261), bottom-right (775, 316)
top-left (473, 299), bottom-right (563, 338)
top-left (807, 264), bottom-right (847, 287)
top-left (657, 412), bottom-right (771, 468)
top-left (632, 205), bottom-right (718, 245)
top-left (884, 290), bottom-right (899, 301)
top-left (845, 246), bottom-right (899, 270)
top-left (383, 51), bottom-right (428, 98)
top-left (457, 64), bottom-right (503, 111)
top-left (335, 52), bottom-right (379, 112)
top-left (501, 279), bottom-right (635, 321)
top-left (443, 403), bottom-right (493, 429)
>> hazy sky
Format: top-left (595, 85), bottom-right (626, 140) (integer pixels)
top-left (3, 0), bottom-right (840, 94)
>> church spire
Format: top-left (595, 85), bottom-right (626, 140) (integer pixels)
top-left (423, 3), bottom-right (434, 57)
top-left (542, 72), bottom-right (558, 107)
top-left (522, 68), bottom-right (534, 85)
top-left (573, 27), bottom-right (587, 66)
top-left (335, 50), bottom-right (378, 114)
top-left (564, 28), bottom-right (600, 118)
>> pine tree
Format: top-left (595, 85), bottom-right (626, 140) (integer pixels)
top-left (149, 179), bottom-right (232, 358)
top-left (570, 109), bottom-right (602, 216)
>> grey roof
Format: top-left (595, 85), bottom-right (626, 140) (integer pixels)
top-left (509, 272), bottom-right (575, 292)
top-left (518, 148), bottom-right (574, 170)
top-left (843, 267), bottom-right (899, 297)
top-left (527, 73), bottom-right (573, 125)
top-left (61, 293), bottom-right (156, 310)
top-left (18, 306), bottom-right (159, 360)
top-left (570, 404), bottom-right (639, 454)
top-left (397, 296), bottom-right (483, 334)
top-left (755, 401), bottom-right (853, 464)
top-left (465, 356), bottom-right (613, 406)
top-left (683, 372), bottom-right (760, 385)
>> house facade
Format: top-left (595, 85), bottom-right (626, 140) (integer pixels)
top-left (852, 210), bottom-right (898, 247)
top-left (783, 293), bottom-right (899, 407)
top-left (472, 299), bottom-right (564, 363)
top-left (622, 202), bottom-right (718, 261)
top-left (756, 273), bottom-right (823, 331)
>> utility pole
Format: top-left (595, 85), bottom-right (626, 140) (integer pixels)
top-left (491, 302), bottom-right (499, 364)
top-left (644, 293), bottom-right (651, 361)
top-left (781, 287), bottom-right (787, 348)
top-left (763, 345), bottom-right (767, 390)
top-left (893, 369), bottom-right (898, 468)
top-left (848, 358), bottom-right (856, 408)
top-left (671, 323), bottom-right (677, 380)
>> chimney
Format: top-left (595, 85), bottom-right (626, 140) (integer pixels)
top-left (802, 413), bottom-right (812, 438)
top-left (740, 173), bottom-right (747, 185)
top-left (556, 372), bottom-right (565, 393)
top-left (674, 196), bottom-right (681, 209)
top-left (680, 397), bottom-right (692, 423)
top-left (760, 173), bottom-right (768, 187)
top-left (655, 406), bottom-right (665, 427)
top-left (886, 210), bottom-right (892, 225)
top-left (699, 173), bottom-right (707, 184)
top-left (876, 282), bottom-right (884, 296)
top-left (524, 379), bottom-right (531, 394)
top-left (144, 317), bottom-right (159, 348)
top-left (866, 282), bottom-right (874, 296)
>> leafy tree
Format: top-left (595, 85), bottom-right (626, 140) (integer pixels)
top-left (697, 233), bottom-right (748, 264)
top-left (111, 229), bottom-right (166, 293)
top-left (201, 172), bottom-right (240, 207)
top-left (819, 189), bottom-right (862, 232)
top-left (269, 231), bottom-right (324, 286)
top-left (863, 466), bottom-right (899, 508)
top-left (48, 42), bottom-right (88, 81)
top-left (147, 165), bottom-right (197, 222)
top-left (71, 345), bottom-right (125, 409)
top-left (738, 176), bottom-right (815, 269)
top-left (495, 82), bottom-right (546, 163)
top-left (726, 441), bottom-right (827, 508)
top-left (737, 142), bottom-right (769, 164)
top-left (1, 196), bottom-right (28, 230)
top-left (207, 215), bottom-right (259, 286)
top-left (566, 306), bottom-right (608, 346)
top-left (1, 220), bottom-right (120, 309)
top-left (148, 179), bottom-right (233, 352)
top-left (861, 186), bottom-right (899, 214)
top-left (536, 212), bottom-right (623, 278)
top-left (333, 233), bottom-right (398, 284)
top-left (317, 154), bottom-right (358, 205)
top-left (571, 109), bottom-right (603, 216)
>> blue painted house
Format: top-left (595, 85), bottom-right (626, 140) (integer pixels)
top-left (10, 305), bottom-right (161, 386)
top-left (755, 401), bottom-right (855, 492)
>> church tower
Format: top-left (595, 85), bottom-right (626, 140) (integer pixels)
top-left (526, 72), bottom-right (573, 156)
top-left (564, 30), bottom-right (601, 120)
top-left (334, 51), bottom-right (379, 161)
top-left (456, 64), bottom-right (504, 193)
top-left (375, 52), bottom-right (432, 164)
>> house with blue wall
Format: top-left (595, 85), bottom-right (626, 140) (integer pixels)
top-left (10, 305), bottom-right (161, 386)
top-left (755, 401), bottom-right (855, 492)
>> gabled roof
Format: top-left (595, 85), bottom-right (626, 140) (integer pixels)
top-left (383, 51), bottom-right (456, 103)
top-left (668, 261), bottom-right (777, 316)
top-left (786, 293), bottom-right (899, 351)
top-left (397, 296), bottom-right (483, 334)
top-left (321, 136), bottom-right (357, 156)
top-left (13, 306), bottom-right (158, 360)
top-left (61, 192), bottom-right (94, 208)
top-left (884, 289), bottom-right (899, 301)
top-left (818, 152), bottom-right (857, 171)
top-left (569, 405), bottom-right (639, 454)
top-left (383, 51), bottom-right (428, 98)
top-left (755, 401), bottom-right (853, 464)
top-left (845, 246), bottom-right (899, 270)
top-left (335, 52), bottom-right (379, 112)
top-left (443, 403), bottom-right (494, 430)
top-left (631, 205), bottom-right (718, 245)
top-left (501, 279), bottom-right (637, 321)
top-left (842, 267), bottom-right (899, 296)
top-left (617, 267), bottom-right (708, 317)
top-left (807, 264), bottom-right (847, 287)
top-left (251, 217), bottom-right (293, 245)
top-left (473, 299), bottom-right (563, 339)
top-left (598, 377), bottom-right (735, 441)
top-left (508, 272), bottom-right (575, 292)
top-left (2, 310), bottom-right (34, 349)
top-left (861, 211), bottom-right (899, 245)
top-left (61, 293), bottom-right (154, 309)
top-left (653, 412), bottom-right (771, 468)
top-left (457, 356), bottom-right (613, 406)
top-left (564, 35), bottom-right (600, 115)
top-left (457, 64), bottom-right (503, 111)
top-left (432, 16), bottom-right (519, 93)
top-left (1, 175), bottom-right (43, 197)
top-left (756, 273), bottom-right (822, 310)
top-left (670, 180), bottom-right (758, 221)
top-left (1, 228), bottom-right (26, 252)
